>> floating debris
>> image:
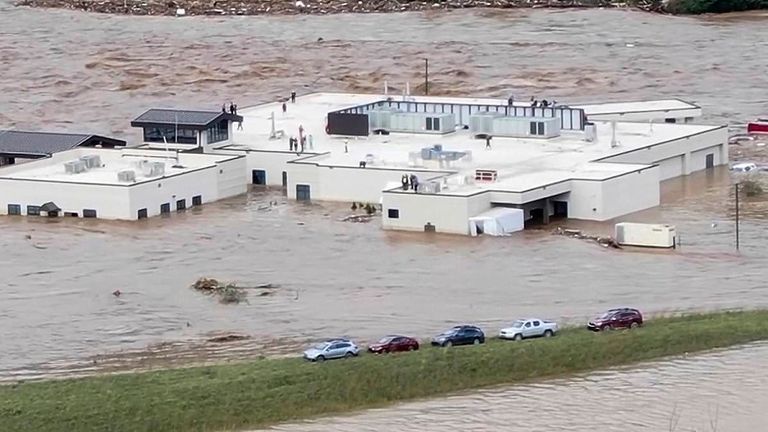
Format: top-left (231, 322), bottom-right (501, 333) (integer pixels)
top-left (552, 227), bottom-right (622, 249)
top-left (207, 334), bottom-right (250, 343)
top-left (191, 278), bottom-right (279, 304)
top-left (340, 214), bottom-right (374, 223)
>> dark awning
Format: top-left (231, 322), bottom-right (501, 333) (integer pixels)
top-left (131, 109), bottom-right (243, 130)
top-left (40, 202), bottom-right (61, 212)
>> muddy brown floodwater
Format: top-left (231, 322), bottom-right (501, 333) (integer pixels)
top-left (266, 343), bottom-right (768, 432)
top-left (2, 0), bottom-right (768, 384)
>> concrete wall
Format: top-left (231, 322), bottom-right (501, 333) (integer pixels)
top-left (214, 156), bottom-right (248, 198)
top-left (0, 180), bottom-right (131, 219)
top-left (382, 191), bottom-right (490, 235)
top-left (287, 161), bottom-right (452, 203)
top-left (599, 127), bottom-right (728, 181)
top-left (568, 167), bottom-right (660, 221)
top-left (128, 167), bottom-right (219, 218)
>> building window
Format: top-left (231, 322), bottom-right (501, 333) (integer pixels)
top-left (530, 121), bottom-right (537, 135)
top-left (27, 205), bottom-right (40, 216)
top-left (176, 199), bottom-right (186, 211)
top-left (192, 195), bottom-right (202, 206)
top-left (665, 118), bottom-right (677, 123)
top-left (83, 209), bottom-right (97, 218)
top-left (143, 126), bottom-right (198, 145)
top-left (206, 119), bottom-right (229, 144)
top-left (537, 122), bottom-right (545, 135)
top-left (433, 117), bottom-right (440, 130)
top-left (7, 204), bottom-right (21, 215)
top-left (138, 208), bottom-right (148, 219)
top-left (388, 209), bottom-right (400, 219)
top-left (64, 212), bottom-right (79, 217)
top-left (160, 203), bottom-right (171, 214)
top-left (426, 117), bottom-right (433, 131)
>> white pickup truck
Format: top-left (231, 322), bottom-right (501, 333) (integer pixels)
top-left (499, 318), bottom-right (558, 341)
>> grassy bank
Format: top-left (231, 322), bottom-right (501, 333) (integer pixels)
top-left (2, 311), bottom-right (768, 432)
top-left (666, 0), bottom-right (768, 14)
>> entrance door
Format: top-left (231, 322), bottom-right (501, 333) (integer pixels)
top-left (705, 153), bottom-right (714, 169)
top-left (282, 171), bottom-right (288, 188)
top-left (296, 184), bottom-right (311, 201)
top-left (553, 201), bottom-right (568, 219)
top-left (252, 169), bottom-right (266, 185)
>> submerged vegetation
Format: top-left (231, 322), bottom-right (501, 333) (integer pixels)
top-left (2, 310), bottom-right (768, 432)
top-left (666, 0), bottom-right (768, 14)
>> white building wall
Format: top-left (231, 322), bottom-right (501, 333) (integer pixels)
top-left (128, 168), bottom-right (219, 218)
top-left (586, 108), bottom-right (701, 123)
top-left (382, 191), bottom-right (490, 235)
top-left (599, 127), bottom-right (727, 180)
top-left (214, 156), bottom-right (248, 198)
top-left (566, 181), bottom-right (603, 220)
top-left (0, 180), bottom-right (131, 219)
top-left (287, 162), bottom-right (452, 203)
top-left (568, 167), bottom-right (660, 221)
top-left (599, 167), bottom-right (660, 220)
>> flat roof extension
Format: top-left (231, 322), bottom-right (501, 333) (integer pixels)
top-left (0, 130), bottom-right (126, 158)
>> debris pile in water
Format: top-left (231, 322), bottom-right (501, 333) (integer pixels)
top-left (192, 278), bottom-right (278, 304)
top-left (15, 0), bottom-right (642, 16)
top-left (552, 227), bottom-right (622, 249)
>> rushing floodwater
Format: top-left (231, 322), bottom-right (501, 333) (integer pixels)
top-left (267, 343), bottom-right (768, 432)
top-left (1, 0), bottom-right (768, 386)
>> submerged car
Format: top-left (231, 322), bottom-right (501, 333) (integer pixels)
top-left (499, 318), bottom-right (558, 341)
top-left (431, 325), bottom-right (485, 347)
top-left (587, 308), bottom-right (643, 331)
top-left (303, 339), bottom-right (359, 362)
top-left (368, 335), bottom-right (419, 354)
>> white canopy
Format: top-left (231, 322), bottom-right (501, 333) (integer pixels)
top-left (468, 207), bottom-right (525, 237)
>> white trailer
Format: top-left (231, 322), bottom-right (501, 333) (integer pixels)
top-left (615, 222), bottom-right (676, 248)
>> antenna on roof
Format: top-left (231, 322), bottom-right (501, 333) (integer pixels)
top-left (648, 118), bottom-right (654, 135)
top-left (384, 81), bottom-right (388, 96)
top-left (269, 111), bottom-right (276, 139)
top-left (610, 121), bottom-right (618, 148)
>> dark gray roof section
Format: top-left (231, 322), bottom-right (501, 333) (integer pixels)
top-left (0, 130), bottom-right (126, 158)
top-left (131, 109), bottom-right (243, 129)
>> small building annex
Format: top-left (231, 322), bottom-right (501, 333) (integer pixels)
top-left (0, 147), bottom-right (246, 220)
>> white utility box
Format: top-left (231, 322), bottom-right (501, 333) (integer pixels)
top-left (615, 222), bottom-right (676, 248)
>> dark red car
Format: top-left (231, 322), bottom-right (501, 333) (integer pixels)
top-left (587, 308), bottom-right (643, 331)
top-left (368, 335), bottom-right (419, 354)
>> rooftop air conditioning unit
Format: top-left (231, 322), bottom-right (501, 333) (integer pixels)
top-left (79, 154), bottom-right (102, 169)
top-left (117, 169), bottom-right (136, 182)
top-left (143, 161), bottom-right (165, 177)
top-left (64, 160), bottom-right (87, 174)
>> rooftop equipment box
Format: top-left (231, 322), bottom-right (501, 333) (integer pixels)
top-left (492, 116), bottom-right (561, 139)
top-left (615, 222), bottom-right (676, 248)
top-left (469, 112), bottom-right (504, 136)
top-left (389, 112), bottom-right (455, 135)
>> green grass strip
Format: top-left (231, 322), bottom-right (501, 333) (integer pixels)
top-left (2, 310), bottom-right (768, 432)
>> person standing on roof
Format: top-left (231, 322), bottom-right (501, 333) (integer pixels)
top-left (282, 101), bottom-right (287, 115)
top-left (485, 136), bottom-right (492, 150)
top-left (507, 95), bottom-right (514, 107)
top-left (291, 91), bottom-right (297, 103)
top-left (229, 102), bottom-right (235, 115)
top-left (344, 139), bottom-right (349, 153)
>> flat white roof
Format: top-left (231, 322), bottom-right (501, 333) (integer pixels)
top-left (0, 148), bottom-right (237, 185)
top-left (574, 99), bottom-right (699, 116)
top-left (231, 92), bottom-right (720, 196)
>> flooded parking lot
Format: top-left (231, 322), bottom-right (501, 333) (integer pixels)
top-left (1, 0), bottom-right (768, 382)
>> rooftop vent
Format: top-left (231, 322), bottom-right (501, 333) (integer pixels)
top-left (117, 169), bottom-right (136, 182)
top-left (64, 160), bottom-right (87, 174)
top-left (79, 154), bottom-right (102, 169)
top-left (142, 161), bottom-right (165, 177)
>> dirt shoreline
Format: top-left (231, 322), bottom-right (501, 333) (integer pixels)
top-left (14, 0), bottom-right (661, 17)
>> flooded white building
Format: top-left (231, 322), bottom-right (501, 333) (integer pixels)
top-left (0, 147), bottom-right (246, 220)
top-left (220, 93), bottom-right (727, 235)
